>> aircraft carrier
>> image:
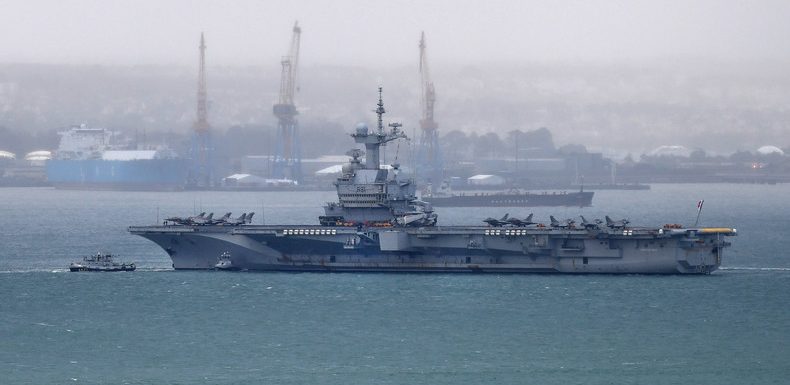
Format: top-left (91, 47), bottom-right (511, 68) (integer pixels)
top-left (129, 89), bottom-right (736, 274)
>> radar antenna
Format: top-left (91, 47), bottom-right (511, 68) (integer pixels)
top-left (351, 88), bottom-right (407, 170)
top-left (376, 86), bottom-right (386, 133)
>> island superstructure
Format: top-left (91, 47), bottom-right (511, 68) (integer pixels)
top-left (129, 89), bottom-right (736, 274)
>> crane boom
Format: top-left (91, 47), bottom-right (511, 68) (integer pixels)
top-left (272, 21), bottom-right (303, 182)
top-left (195, 33), bottom-right (209, 133)
top-left (419, 31), bottom-right (436, 129)
top-left (278, 22), bottom-right (301, 106)
top-left (189, 32), bottom-right (213, 187)
top-left (416, 31), bottom-right (443, 183)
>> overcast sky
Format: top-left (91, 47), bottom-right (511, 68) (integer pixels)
top-left (2, 0), bottom-right (789, 68)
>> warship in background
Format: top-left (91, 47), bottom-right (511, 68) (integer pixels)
top-left (579, 183), bottom-right (650, 190)
top-left (46, 125), bottom-right (189, 190)
top-left (571, 164), bottom-right (650, 190)
top-left (129, 89), bottom-right (735, 274)
top-left (69, 252), bottom-right (136, 272)
top-left (421, 181), bottom-right (594, 207)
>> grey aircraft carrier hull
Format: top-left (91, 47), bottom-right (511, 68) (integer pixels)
top-left (129, 224), bottom-right (734, 274)
top-left (129, 90), bottom-right (735, 275)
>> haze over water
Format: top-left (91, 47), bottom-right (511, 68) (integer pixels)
top-left (1, 184), bottom-right (788, 384)
top-left (2, 1), bottom-right (789, 382)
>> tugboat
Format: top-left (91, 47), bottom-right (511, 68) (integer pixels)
top-left (214, 251), bottom-right (238, 271)
top-left (69, 252), bottom-right (136, 272)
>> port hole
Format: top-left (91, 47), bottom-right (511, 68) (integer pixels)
top-left (583, 257), bottom-right (589, 265)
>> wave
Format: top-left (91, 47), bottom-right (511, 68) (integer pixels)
top-left (0, 267), bottom-right (174, 274)
top-left (720, 267), bottom-right (790, 272)
top-left (0, 269), bottom-right (66, 274)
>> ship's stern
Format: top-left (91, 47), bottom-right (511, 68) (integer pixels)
top-left (673, 228), bottom-right (736, 274)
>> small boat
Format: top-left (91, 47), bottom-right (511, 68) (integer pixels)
top-left (214, 251), bottom-right (238, 271)
top-left (69, 252), bottom-right (136, 272)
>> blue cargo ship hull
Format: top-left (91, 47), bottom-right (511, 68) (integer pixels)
top-left (46, 159), bottom-right (189, 190)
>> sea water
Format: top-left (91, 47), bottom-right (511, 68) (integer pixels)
top-left (1, 184), bottom-right (788, 384)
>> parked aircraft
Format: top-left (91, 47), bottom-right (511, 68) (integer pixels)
top-left (579, 216), bottom-right (602, 229)
top-left (483, 213), bottom-right (510, 227)
top-left (605, 216), bottom-right (630, 229)
top-left (507, 213), bottom-right (536, 227)
top-left (209, 212), bottom-right (232, 225)
top-left (224, 212), bottom-right (253, 226)
top-left (165, 212), bottom-right (206, 225)
top-left (550, 215), bottom-right (575, 229)
top-left (190, 212), bottom-right (214, 225)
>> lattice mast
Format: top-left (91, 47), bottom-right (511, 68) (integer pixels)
top-left (190, 32), bottom-right (212, 187)
top-left (416, 31), bottom-right (443, 183)
top-left (272, 22), bottom-right (302, 182)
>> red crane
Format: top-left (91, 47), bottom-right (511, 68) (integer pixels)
top-left (189, 32), bottom-right (212, 187)
top-left (416, 32), bottom-right (443, 183)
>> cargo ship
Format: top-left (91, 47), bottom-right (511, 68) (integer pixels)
top-left (46, 125), bottom-right (188, 190)
top-left (129, 90), bottom-right (735, 274)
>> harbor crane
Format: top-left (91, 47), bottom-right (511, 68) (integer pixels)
top-left (189, 32), bottom-right (213, 188)
top-left (272, 22), bottom-right (303, 182)
top-left (416, 32), bottom-right (443, 184)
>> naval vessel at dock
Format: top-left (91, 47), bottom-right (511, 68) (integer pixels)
top-left (129, 89), bottom-right (736, 274)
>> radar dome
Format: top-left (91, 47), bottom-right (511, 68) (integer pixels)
top-left (649, 145), bottom-right (691, 157)
top-left (25, 150), bottom-right (52, 161)
top-left (355, 123), bottom-right (369, 136)
top-left (757, 145), bottom-right (784, 156)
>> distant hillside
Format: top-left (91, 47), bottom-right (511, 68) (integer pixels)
top-left (0, 62), bottom-right (788, 155)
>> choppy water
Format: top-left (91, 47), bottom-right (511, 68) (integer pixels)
top-left (1, 185), bottom-right (788, 384)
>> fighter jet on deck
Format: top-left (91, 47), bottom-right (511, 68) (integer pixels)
top-left (550, 215), bottom-right (575, 229)
top-left (165, 212), bottom-right (206, 226)
top-left (605, 216), bottom-right (630, 229)
top-left (580, 216), bottom-right (602, 230)
top-left (483, 213), bottom-right (510, 227)
top-left (507, 213), bottom-right (536, 227)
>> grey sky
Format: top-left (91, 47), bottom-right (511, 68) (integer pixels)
top-left (2, 0), bottom-right (789, 67)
